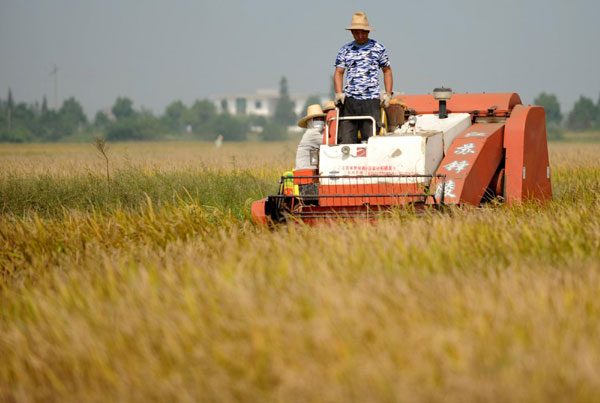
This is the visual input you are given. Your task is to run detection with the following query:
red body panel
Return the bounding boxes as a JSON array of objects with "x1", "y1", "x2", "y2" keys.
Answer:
[
  {"x1": 504, "y1": 105, "x2": 552, "y2": 204},
  {"x1": 323, "y1": 109, "x2": 338, "y2": 145},
  {"x1": 319, "y1": 182, "x2": 424, "y2": 206},
  {"x1": 293, "y1": 169, "x2": 318, "y2": 185},
  {"x1": 399, "y1": 93, "x2": 522, "y2": 115},
  {"x1": 251, "y1": 199, "x2": 268, "y2": 225},
  {"x1": 433, "y1": 123, "x2": 505, "y2": 205}
]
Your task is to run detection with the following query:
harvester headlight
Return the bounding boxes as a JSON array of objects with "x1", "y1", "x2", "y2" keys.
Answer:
[
  {"x1": 341, "y1": 146, "x2": 350, "y2": 156},
  {"x1": 310, "y1": 149, "x2": 319, "y2": 166},
  {"x1": 433, "y1": 87, "x2": 452, "y2": 101},
  {"x1": 408, "y1": 115, "x2": 417, "y2": 127}
]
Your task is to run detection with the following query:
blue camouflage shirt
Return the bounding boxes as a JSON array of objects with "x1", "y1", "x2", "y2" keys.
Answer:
[{"x1": 334, "y1": 39, "x2": 390, "y2": 100}]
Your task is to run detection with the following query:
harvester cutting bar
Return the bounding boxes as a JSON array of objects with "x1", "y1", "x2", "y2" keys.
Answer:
[
  {"x1": 288, "y1": 174, "x2": 443, "y2": 179},
  {"x1": 289, "y1": 210, "x2": 400, "y2": 219},
  {"x1": 271, "y1": 194, "x2": 432, "y2": 198},
  {"x1": 276, "y1": 174, "x2": 447, "y2": 205},
  {"x1": 253, "y1": 172, "x2": 450, "y2": 225}
]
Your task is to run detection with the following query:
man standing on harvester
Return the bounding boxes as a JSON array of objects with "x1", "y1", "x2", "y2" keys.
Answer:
[{"x1": 334, "y1": 11, "x2": 394, "y2": 144}]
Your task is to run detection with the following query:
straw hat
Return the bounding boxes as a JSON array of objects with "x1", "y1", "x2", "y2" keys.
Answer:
[
  {"x1": 345, "y1": 11, "x2": 373, "y2": 31},
  {"x1": 323, "y1": 101, "x2": 336, "y2": 112},
  {"x1": 297, "y1": 104, "x2": 327, "y2": 128}
]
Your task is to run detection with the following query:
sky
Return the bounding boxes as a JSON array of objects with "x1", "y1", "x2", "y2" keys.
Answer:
[{"x1": 1, "y1": 0, "x2": 599, "y2": 117}]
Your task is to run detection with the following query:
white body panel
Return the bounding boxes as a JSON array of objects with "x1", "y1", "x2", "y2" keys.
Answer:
[
  {"x1": 319, "y1": 113, "x2": 471, "y2": 185},
  {"x1": 319, "y1": 144, "x2": 368, "y2": 185},
  {"x1": 366, "y1": 135, "x2": 442, "y2": 177},
  {"x1": 396, "y1": 113, "x2": 471, "y2": 153}
]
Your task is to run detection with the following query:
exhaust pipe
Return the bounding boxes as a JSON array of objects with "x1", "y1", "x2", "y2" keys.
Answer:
[{"x1": 433, "y1": 87, "x2": 452, "y2": 119}]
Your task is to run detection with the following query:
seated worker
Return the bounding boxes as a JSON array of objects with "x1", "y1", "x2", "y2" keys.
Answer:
[{"x1": 295, "y1": 104, "x2": 327, "y2": 170}]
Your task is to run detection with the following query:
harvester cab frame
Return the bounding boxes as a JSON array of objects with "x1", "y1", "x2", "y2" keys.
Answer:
[{"x1": 325, "y1": 115, "x2": 377, "y2": 146}]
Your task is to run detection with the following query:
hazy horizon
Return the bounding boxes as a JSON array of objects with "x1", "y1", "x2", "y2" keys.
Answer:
[{"x1": 1, "y1": 0, "x2": 599, "y2": 118}]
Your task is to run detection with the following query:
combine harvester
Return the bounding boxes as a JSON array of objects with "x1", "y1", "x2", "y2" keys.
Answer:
[{"x1": 252, "y1": 89, "x2": 552, "y2": 225}]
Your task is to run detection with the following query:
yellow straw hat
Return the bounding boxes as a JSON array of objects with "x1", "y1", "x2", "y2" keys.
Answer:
[
  {"x1": 298, "y1": 104, "x2": 327, "y2": 128},
  {"x1": 345, "y1": 11, "x2": 373, "y2": 31},
  {"x1": 323, "y1": 101, "x2": 336, "y2": 112}
]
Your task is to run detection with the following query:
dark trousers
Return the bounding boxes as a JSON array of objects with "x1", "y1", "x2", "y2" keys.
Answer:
[{"x1": 338, "y1": 97, "x2": 381, "y2": 144}]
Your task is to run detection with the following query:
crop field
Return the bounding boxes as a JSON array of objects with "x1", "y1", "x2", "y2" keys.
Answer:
[{"x1": 1, "y1": 139, "x2": 600, "y2": 402}]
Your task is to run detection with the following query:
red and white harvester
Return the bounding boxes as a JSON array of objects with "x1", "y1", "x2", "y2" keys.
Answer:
[{"x1": 251, "y1": 89, "x2": 552, "y2": 225}]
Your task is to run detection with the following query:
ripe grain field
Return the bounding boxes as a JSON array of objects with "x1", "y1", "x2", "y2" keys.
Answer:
[{"x1": 1, "y1": 140, "x2": 600, "y2": 402}]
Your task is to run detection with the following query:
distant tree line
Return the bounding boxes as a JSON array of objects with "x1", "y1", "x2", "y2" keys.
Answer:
[
  {"x1": 0, "y1": 89, "x2": 89, "y2": 142},
  {"x1": 2, "y1": 81, "x2": 598, "y2": 143},
  {"x1": 0, "y1": 76, "x2": 302, "y2": 143},
  {"x1": 532, "y1": 92, "x2": 600, "y2": 139}
]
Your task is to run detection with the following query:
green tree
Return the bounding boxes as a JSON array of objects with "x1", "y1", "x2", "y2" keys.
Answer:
[
  {"x1": 13, "y1": 103, "x2": 35, "y2": 125},
  {"x1": 212, "y1": 113, "x2": 248, "y2": 142},
  {"x1": 106, "y1": 119, "x2": 138, "y2": 141},
  {"x1": 274, "y1": 76, "x2": 296, "y2": 126},
  {"x1": 162, "y1": 100, "x2": 187, "y2": 132},
  {"x1": 105, "y1": 106, "x2": 161, "y2": 141},
  {"x1": 7, "y1": 88, "x2": 13, "y2": 130},
  {"x1": 60, "y1": 97, "x2": 87, "y2": 133},
  {"x1": 183, "y1": 99, "x2": 217, "y2": 138},
  {"x1": 112, "y1": 97, "x2": 135, "y2": 120},
  {"x1": 534, "y1": 92, "x2": 563, "y2": 140},
  {"x1": 188, "y1": 99, "x2": 216, "y2": 123},
  {"x1": 247, "y1": 114, "x2": 267, "y2": 128},
  {"x1": 41, "y1": 96, "x2": 48, "y2": 116},
  {"x1": 0, "y1": 98, "x2": 5, "y2": 127},
  {"x1": 0, "y1": 126, "x2": 31, "y2": 142},
  {"x1": 136, "y1": 110, "x2": 161, "y2": 140},
  {"x1": 0, "y1": 94, "x2": 91, "y2": 142},
  {"x1": 597, "y1": 93, "x2": 600, "y2": 128},
  {"x1": 567, "y1": 96, "x2": 598, "y2": 131},
  {"x1": 533, "y1": 92, "x2": 562, "y2": 125},
  {"x1": 94, "y1": 110, "x2": 110, "y2": 129},
  {"x1": 37, "y1": 110, "x2": 62, "y2": 141},
  {"x1": 260, "y1": 120, "x2": 287, "y2": 142},
  {"x1": 1, "y1": 100, "x2": 36, "y2": 142}
]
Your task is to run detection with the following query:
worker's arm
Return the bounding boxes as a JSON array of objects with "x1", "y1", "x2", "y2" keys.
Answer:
[
  {"x1": 382, "y1": 66, "x2": 393, "y2": 95},
  {"x1": 334, "y1": 67, "x2": 346, "y2": 105},
  {"x1": 334, "y1": 68, "x2": 345, "y2": 94}
]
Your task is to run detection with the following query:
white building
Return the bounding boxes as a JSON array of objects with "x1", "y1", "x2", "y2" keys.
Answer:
[{"x1": 211, "y1": 89, "x2": 329, "y2": 117}]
